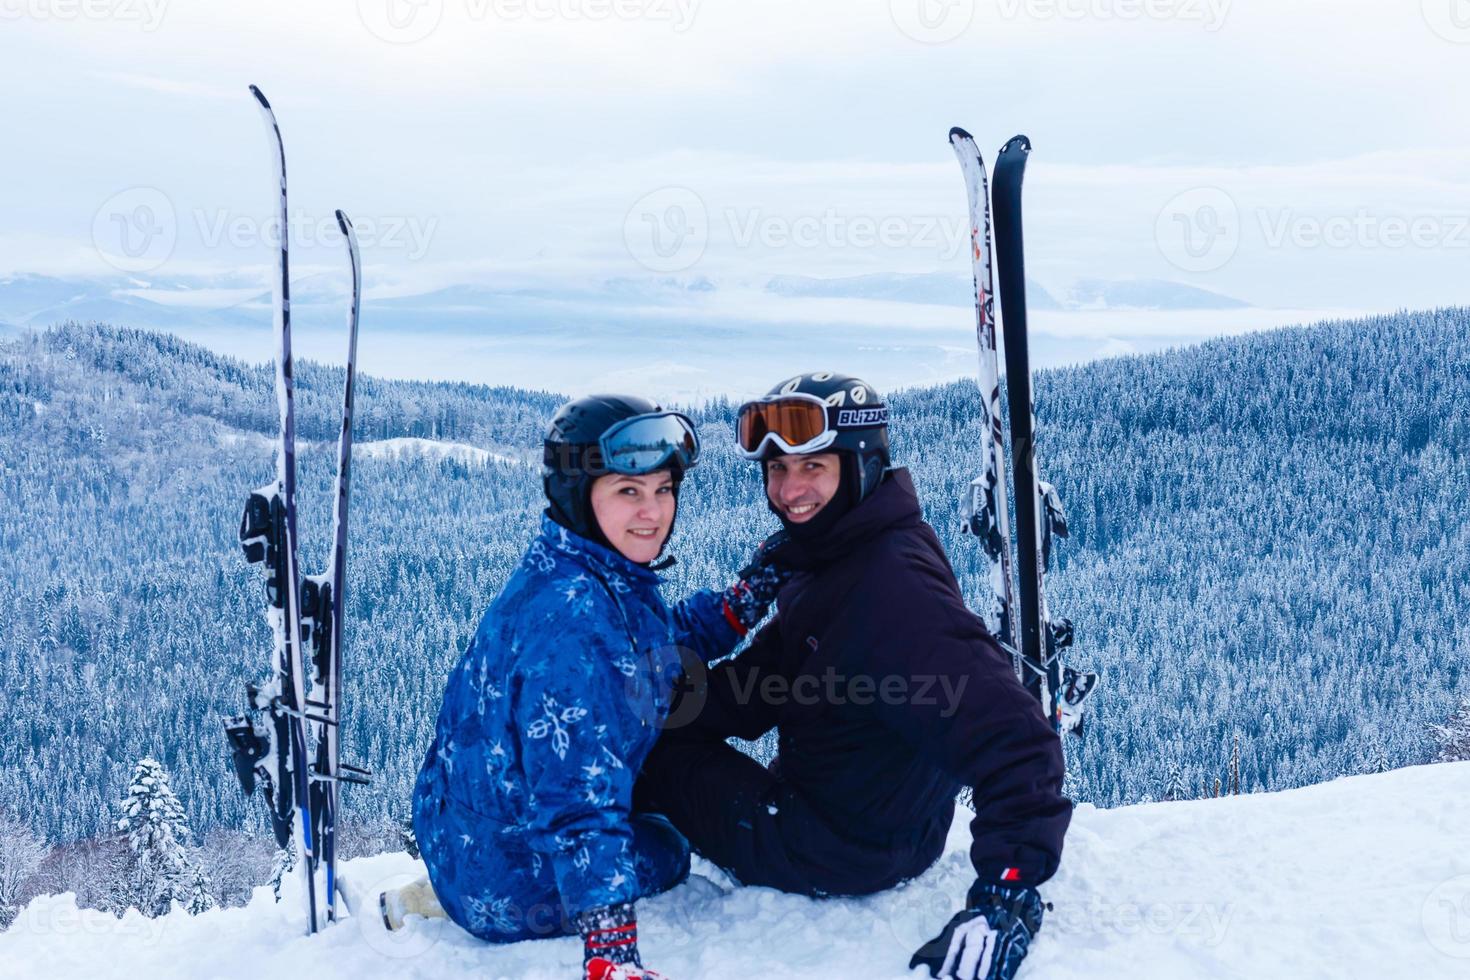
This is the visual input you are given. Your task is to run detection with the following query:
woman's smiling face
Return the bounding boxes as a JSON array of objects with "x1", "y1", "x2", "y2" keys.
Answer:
[{"x1": 590, "y1": 470, "x2": 676, "y2": 563}]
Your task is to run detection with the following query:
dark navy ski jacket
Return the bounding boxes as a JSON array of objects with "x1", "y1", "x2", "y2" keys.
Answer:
[{"x1": 699, "y1": 468, "x2": 1071, "y2": 888}]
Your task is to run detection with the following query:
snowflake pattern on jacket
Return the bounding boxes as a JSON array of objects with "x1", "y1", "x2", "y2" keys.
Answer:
[{"x1": 413, "y1": 515, "x2": 740, "y2": 942}]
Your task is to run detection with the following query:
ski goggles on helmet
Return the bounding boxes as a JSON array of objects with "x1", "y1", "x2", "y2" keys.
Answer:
[
  {"x1": 734, "y1": 393, "x2": 888, "y2": 460},
  {"x1": 597, "y1": 411, "x2": 700, "y2": 475}
]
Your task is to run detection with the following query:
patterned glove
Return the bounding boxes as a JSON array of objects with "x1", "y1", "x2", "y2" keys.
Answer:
[
  {"x1": 586, "y1": 959, "x2": 667, "y2": 980},
  {"x1": 721, "y1": 531, "x2": 796, "y2": 634},
  {"x1": 908, "y1": 883, "x2": 1046, "y2": 980},
  {"x1": 576, "y1": 902, "x2": 667, "y2": 980}
]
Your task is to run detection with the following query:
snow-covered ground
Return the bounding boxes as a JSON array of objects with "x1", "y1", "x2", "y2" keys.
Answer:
[{"x1": 7, "y1": 763, "x2": 1469, "y2": 979}]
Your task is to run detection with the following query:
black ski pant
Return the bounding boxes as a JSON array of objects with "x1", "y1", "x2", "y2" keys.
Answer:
[{"x1": 633, "y1": 726, "x2": 939, "y2": 898}]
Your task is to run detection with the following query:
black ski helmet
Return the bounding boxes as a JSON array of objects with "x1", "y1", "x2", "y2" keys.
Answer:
[
  {"x1": 754, "y1": 371, "x2": 891, "y2": 504},
  {"x1": 542, "y1": 394, "x2": 691, "y2": 550}
]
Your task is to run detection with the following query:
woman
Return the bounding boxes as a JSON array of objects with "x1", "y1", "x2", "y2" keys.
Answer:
[{"x1": 402, "y1": 394, "x2": 786, "y2": 980}]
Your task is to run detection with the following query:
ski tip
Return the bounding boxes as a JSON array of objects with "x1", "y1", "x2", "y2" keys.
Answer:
[
  {"x1": 949, "y1": 126, "x2": 974, "y2": 143},
  {"x1": 248, "y1": 84, "x2": 271, "y2": 110},
  {"x1": 335, "y1": 209, "x2": 354, "y2": 235},
  {"x1": 1000, "y1": 134, "x2": 1032, "y2": 155}
]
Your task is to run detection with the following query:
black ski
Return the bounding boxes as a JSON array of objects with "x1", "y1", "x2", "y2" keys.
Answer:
[{"x1": 990, "y1": 134, "x2": 1072, "y2": 736}]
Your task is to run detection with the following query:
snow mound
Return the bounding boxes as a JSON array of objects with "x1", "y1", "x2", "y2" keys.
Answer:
[
  {"x1": 354, "y1": 437, "x2": 517, "y2": 467},
  {"x1": 6, "y1": 763, "x2": 1469, "y2": 979}
]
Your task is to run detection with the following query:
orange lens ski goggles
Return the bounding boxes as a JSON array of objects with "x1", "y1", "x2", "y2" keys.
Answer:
[{"x1": 735, "y1": 393, "x2": 890, "y2": 459}]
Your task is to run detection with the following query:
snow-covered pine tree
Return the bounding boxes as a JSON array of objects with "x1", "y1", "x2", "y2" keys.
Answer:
[
  {"x1": 184, "y1": 864, "x2": 216, "y2": 915},
  {"x1": 269, "y1": 840, "x2": 296, "y2": 903},
  {"x1": 0, "y1": 809, "x2": 48, "y2": 929},
  {"x1": 1432, "y1": 695, "x2": 1470, "y2": 763},
  {"x1": 116, "y1": 757, "x2": 208, "y2": 917},
  {"x1": 1364, "y1": 743, "x2": 1392, "y2": 774},
  {"x1": 1162, "y1": 762, "x2": 1188, "y2": 802}
]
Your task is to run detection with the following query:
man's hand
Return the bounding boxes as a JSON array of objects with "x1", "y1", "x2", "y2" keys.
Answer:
[{"x1": 908, "y1": 884, "x2": 1045, "y2": 980}]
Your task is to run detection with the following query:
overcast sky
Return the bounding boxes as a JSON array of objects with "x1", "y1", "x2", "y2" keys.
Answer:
[{"x1": 4, "y1": 0, "x2": 1470, "y2": 315}]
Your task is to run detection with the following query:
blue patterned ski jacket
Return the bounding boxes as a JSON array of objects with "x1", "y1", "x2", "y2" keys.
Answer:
[{"x1": 413, "y1": 515, "x2": 741, "y2": 940}]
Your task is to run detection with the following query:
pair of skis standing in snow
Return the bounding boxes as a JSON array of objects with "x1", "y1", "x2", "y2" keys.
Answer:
[
  {"x1": 951, "y1": 128, "x2": 1099, "y2": 737},
  {"x1": 223, "y1": 85, "x2": 370, "y2": 934},
  {"x1": 225, "y1": 86, "x2": 1095, "y2": 980}
]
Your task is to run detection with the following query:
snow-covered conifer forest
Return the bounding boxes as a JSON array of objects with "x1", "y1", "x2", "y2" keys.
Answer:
[{"x1": 1, "y1": 309, "x2": 1467, "y2": 913}]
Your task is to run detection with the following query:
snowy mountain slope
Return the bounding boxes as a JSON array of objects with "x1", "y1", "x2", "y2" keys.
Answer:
[
  {"x1": 353, "y1": 437, "x2": 521, "y2": 467},
  {"x1": 215, "y1": 429, "x2": 529, "y2": 467},
  {"x1": 8, "y1": 763, "x2": 1468, "y2": 979},
  {"x1": 1062, "y1": 278, "x2": 1250, "y2": 311}
]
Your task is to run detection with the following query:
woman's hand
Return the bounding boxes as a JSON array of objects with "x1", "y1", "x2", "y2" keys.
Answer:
[
  {"x1": 577, "y1": 902, "x2": 668, "y2": 980},
  {"x1": 586, "y1": 960, "x2": 668, "y2": 980},
  {"x1": 721, "y1": 531, "x2": 796, "y2": 633}
]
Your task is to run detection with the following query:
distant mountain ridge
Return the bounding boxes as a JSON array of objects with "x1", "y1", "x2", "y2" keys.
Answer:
[
  {"x1": 0, "y1": 270, "x2": 1250, "y2": 341},
  {"x1": 1063, "y1": 277, "x2": 1250, "y2": 310},
  {"x1": 765, "y1": 271, "x2": 1062, "y2": 309},
  {"x1": 764, "y1": 272, "x2": 1249, "y2": 311}
]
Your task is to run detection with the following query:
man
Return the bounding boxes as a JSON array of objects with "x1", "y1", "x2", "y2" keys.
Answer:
[{"x1": 635, "y1": 372, "x2": 1072, "y2": 980}]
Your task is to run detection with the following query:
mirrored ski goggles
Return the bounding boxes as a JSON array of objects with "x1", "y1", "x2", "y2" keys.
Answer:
[
  {"x1": 734, "y1": 393, "x2": 888, "y2": 460},
  {"x1": 598, "y1": 411, "x2": 701, "y2": 475}
]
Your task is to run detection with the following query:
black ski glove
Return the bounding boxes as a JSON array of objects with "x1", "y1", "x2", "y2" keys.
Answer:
[
  {"x1": 720, "y1": 530, "x2": 795, "y2": 634},
  {"x1": 909, "y1": 883, "x2": 1046, "y2": 980},
  {"x1": 574, "y1": 901, "x2": 667, "y2": 980}
]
